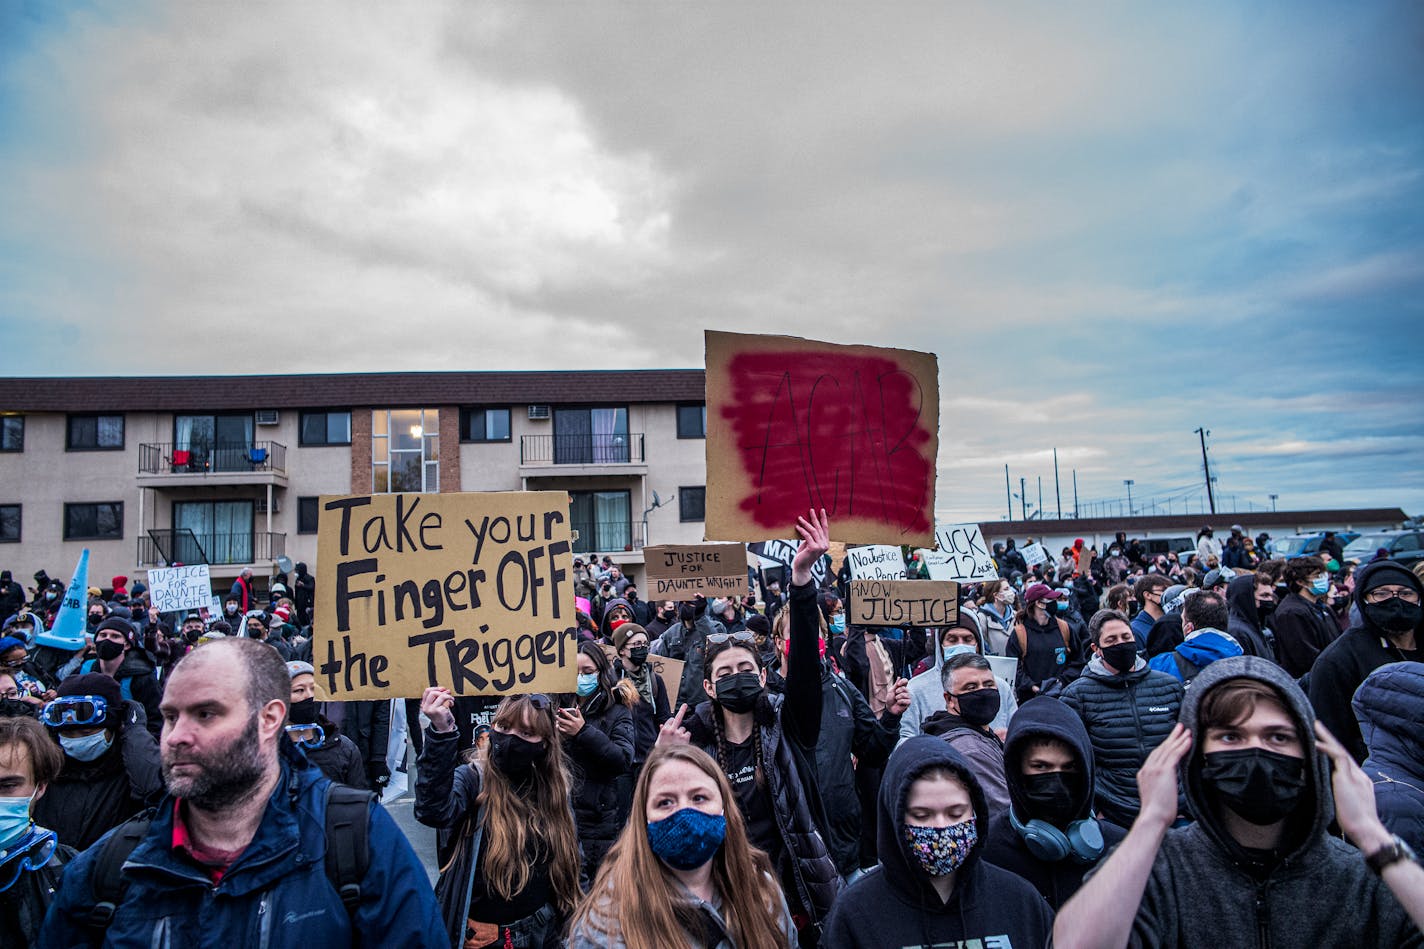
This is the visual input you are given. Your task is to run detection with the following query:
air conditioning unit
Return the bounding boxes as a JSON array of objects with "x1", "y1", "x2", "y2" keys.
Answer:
[
  {"x1": 255, "y1": 410, "x2": 280, "y2": 426},
  {"x1": 527, "y1": 405, "x2": 551, "y2": 420},
  {"x1": 255, "y1": 497, "x2": 282, "y2": 514}
]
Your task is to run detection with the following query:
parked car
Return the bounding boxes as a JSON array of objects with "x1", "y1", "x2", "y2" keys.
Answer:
[
  {"x1": 1341, "y1": 530, "x2": 1424, "y2": 569},
  {"x1": 1139, "y1": 537, "x2": 1197, "y2": 563},
  {"x1": 1270, "y1": 531, "x2": 1360, "y2": 559}
]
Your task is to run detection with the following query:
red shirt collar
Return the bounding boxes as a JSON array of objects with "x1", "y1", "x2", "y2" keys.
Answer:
[{"x1": 170, "y1": 799, "x2": 246, "y2": 884}]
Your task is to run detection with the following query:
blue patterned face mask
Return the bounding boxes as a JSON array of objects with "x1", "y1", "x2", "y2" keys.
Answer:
[
  {"x1": 647, "y1": 807, "x2": 727, "y2": 870},
  {"x1": 903, "y1": 819, "x2": 977, "y2": 876}
]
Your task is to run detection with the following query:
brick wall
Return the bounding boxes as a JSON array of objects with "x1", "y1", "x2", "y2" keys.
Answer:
[
  {"x1": 350, "y1": 407, "x2": 372, "y2": 493},
  {"x1": 439, "y1": 406, "x2": 460, "y2": 493}
]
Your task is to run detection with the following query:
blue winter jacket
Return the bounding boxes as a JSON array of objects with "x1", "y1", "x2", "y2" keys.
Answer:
[
  {"x1": 1354, "y1": 661, "x2": 1424, "y2": 855},
  {"x1": 1147, "y1": 628, "x2": 1244, "y2": 683},
  {"x1": 39, "y1": 745, "x2": 444, "y2": 949}
]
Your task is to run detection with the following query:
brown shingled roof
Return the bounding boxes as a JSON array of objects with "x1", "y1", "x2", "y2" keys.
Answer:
[{"x1": 0, "y1": 370, "x2": 706, "y2": 412}]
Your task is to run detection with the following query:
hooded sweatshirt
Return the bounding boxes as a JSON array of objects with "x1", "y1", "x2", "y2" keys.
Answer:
[
  {"x1": 1147, "y1": 627, "x2": 1243, "y2": 685},
  {"x1": 1353, "y1": 660, "x2": 1424, "y2": 855},
  {"x1": 899, "y1": 638, "x2": 1016, "y2": 745},
  {"x1": 921, "y1": 707, "x2": 1011, "y2": 819},
  {"x1": 1224, "y1": 574, "x2": 1276, "y2": 660},
  {"x1": 1128, "y1": 656, "x2": 1420, "y2": 948},
  {"x1": 822, "y1": 736, "x2": 1053, "y2": 949},
  {"x1": 1309, "y1": 561, "x2": 1424, "y2": 763},
  {"x1": 981, "y1": 698, "x2": 1127, "y2": 909}
]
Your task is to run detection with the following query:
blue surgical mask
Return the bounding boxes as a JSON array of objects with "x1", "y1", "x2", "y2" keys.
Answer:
[
  {"x1": 58, "y1": 730, "x2": 113, "y2": 762},
  {"x1": 647, "y1": 807, "x2": 727, "y2": 870},
  {"x1": 1055, "y1": 599, "x2": 1070, "y2": 611},
  {"x1": 829, "y1": 614, "x2": 846, "y2": 634},
  {"x1": 0, "y1": 795, "x2": 33, "y2": 850},
  {"x1": 1309, "y1": 577, "x2": 1330, "y2": 596},
  {"x1": 576, "y1": 672, "x2": 599, "y2": 697}
]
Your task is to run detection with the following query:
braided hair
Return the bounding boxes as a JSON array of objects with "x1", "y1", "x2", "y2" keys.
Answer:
[{"x1": 705, "y1": 638, "x2": 766, "y2": 790}]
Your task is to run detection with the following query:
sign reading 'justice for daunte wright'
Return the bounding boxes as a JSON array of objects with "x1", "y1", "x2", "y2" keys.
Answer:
[{"x1": 313, "y1": 491, "x2": 579, "y2": 700}]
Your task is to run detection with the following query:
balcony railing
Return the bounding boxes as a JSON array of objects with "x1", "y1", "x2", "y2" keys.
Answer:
[
  {"x1": 571, "y1": 520, "x2": 646, "y2": 554},
  {"x1": 139, "y1": 529, "x2": 286, "y2": 567},
  {"x1": 138, "y1": 441, "x2": 287, "y2": 475},
  {"x1": 520, "y1": 434, "x2": 645, "y2": 466}
]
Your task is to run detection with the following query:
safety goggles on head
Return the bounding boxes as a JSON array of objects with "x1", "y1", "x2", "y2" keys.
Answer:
[
  {"x1": 284, "y1": 723, "x2": 322, "y2": 748},
  {"x1": 40, "y1": 695, "x2": 107, "y2": 728},
  {"x1": 706, "y1": 631, "x2": 757, "y2": 648},
  {"x1": 526, "y1": 694, "x2": 552, "y2": 711},
  {"x1": 0, "y1": 827, "x2": 58, "y2": 893}
]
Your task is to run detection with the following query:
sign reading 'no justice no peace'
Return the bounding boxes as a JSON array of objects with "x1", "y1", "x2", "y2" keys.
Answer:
[
  {"x1": 704, "y1": 330, "x2": 940, "y2": 547},
  {"x1": 314, "y1": 491, "x2": 579, "y2": 700}
]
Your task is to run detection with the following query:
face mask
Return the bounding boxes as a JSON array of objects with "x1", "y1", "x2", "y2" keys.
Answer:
[
  {"x1": 94, "y1": 639, "x2": 125, "y2": 662},
  {"x1": 1201, "y1": 748, "x2": 1305, "y2": 826},
  {"x1": 88, "y1": 613, "x2": 103, "y2": 625},
  {"x1": 44, "y1": 592, "x2": 57, "y2": 601},
  {"x1": 1309, "y1": 577, "x2": 1330, "y2": 597},
  {"x1": 1055, "y1": 599, "x2": 1070, "y2": 612},
  {"x1": 184, "y1": 628, "x2": 203, "y2": 643},
  {"x1": 576, "y1": 672, "x2": 600, "y2": 697},
  {"x1": 646, "y1": 807, "x2": 727, "y2": 870},
  {"x1": 59, "y1": 730, "x2": 113, "y2": 762},
  {"x1": 226, "y1": 604, "x2": 238, "y2": 615},
  {"x1": 828, "y1": 615, "x2": 846, "y2": 634},
  {"x1": 904, "y1": 819, "x2": 977, "y2": 877},
  {"x1": 626, "y1": 646, "x2": 649, "y2": 667},
  {"x1": 1364, "y1": 597, "x2": 1423, "y2": 635},
  {"x1": 0, "y1": 698, "x2": 35, "y2": 719},
  {"x1": 0, "y1": 795, "x2": 34, "y2": 850},
  {"x1": 952, "y1": 688, "x2": 1000, "y2": 727},
  {"x1": 288, "y1": 696, "x2": 318, "y2": 725},
  {"x1": 657, "y1": 611, "x2": 673, "y2": 623},
  {"x1": 487, "y1": 731, "x2": 547, "y2": 779},
  {"x1": 1021, "y1": 771, "x2": 1080, "y2": 826},
  {"x1": 1109, "y1": 549, "x2": 1121, "y2": 557},
  {"x1": 714, "y1": 671, "x2": 763, "y2": 714},
  {"x1": 1100, "y1": 642, "x2": 1139, "y2": 674}
]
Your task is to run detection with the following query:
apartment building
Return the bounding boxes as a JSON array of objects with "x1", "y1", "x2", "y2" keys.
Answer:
[{"x1": 0, "y1": 370, "x2": 709, "y2": 592}]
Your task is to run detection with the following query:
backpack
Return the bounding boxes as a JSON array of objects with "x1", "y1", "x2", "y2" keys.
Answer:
[
  {"x1": 82, "y1": 782, "x2": 373, "y2": 932},
  {"x1": 78, "y1": 658, "x2": 135, "y2": 701},
  {"x1": 1013, "y1": 618, "x2": 1071, "y2": 658}
]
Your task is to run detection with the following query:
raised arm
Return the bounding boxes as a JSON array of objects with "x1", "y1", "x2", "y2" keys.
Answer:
[{"x1": 785, "y1": 508, "x2": 830, "y2": 750}]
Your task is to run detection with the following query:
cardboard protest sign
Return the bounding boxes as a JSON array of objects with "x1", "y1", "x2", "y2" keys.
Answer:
[
  {"x1": 1019, "y1": 543, "x2": 1048, "y2": 568},
  {"x1": 147, "y1": 565, "x2": 213, "y2": 613},
  {"x1": 645, "y1": 544, "x2": 750, "y2": 598},
  {"x1": 846, "y1": 545, "x2": 907, "y2": 580},
  {"x1": 648, "y1": 654, "x2": 685, "y2": 704},
  {"x1": 748, "y1": 539, "x2": 829, "y2": 587},
  {"x1": 986, "y1": 654, "x2": 1018, "y2": 685},
  {"x1": 704, "y1": 330, "x2": 939, "y2": 546},
  {"x1": 850, "y1": 580, "x2": 959, "y2": 626},
  {"x1": 314, "y1": 491, "x2": 578, "y2": 700},
  {"x1": 1078, "y1": 547, "x2": 1096, "y2": 578},
  {"x1": 919, "y1": 523, "x2": 998, "y2": 584}
]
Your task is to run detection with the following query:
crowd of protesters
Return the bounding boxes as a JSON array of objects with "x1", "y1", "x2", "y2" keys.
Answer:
[{"x1": 1, "y1": 514, "x2": 1422, "y2": 948}]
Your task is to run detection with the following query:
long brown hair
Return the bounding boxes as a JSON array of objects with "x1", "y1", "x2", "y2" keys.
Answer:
[
  {"x1": 571, "y1": 744, "x2": 790, "y2": 949},
  {"x1": 477, "y1": 695, "x2": 581, "y2": 915}
]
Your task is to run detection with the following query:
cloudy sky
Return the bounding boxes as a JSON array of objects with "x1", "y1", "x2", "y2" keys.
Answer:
[{"x1": 2, "y1": 1, "x2": 1421, "y2": 521}]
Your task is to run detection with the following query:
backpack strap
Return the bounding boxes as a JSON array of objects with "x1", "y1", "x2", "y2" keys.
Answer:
[
  {"x1": 1055, "y1": 618, "x2": 1071, "y2": 650},
  {"x1": 1013, "y1": 623, "x2": 1027, "y2": 657},
  {"x1": 83, "y1": 810, "x2": 154, "y2": 932},
  {"x1": 324, "y1": 783, "x2": 374, "y2": 916}
]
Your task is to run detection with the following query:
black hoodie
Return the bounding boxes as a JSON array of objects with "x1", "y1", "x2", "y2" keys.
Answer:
[
  {"x1": 1129, "y1": 656, "x2": 1420, "y2": 947},
  {"x1": 822, "y1": 736, "x2": 1052, "y2": 948},
  {"x1": 1224, "y1": 574, "x2": 1275, "y2": 660},
  {"x1": 981, "y1": 697, "x2": 1127, "y2": 909}
]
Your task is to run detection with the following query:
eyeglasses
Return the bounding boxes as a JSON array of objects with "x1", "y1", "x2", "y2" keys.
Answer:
[
  {"x1": 1364, "y1": 586, "x2": 1421, "y2": 604},
  {"x1": 40, "y1": 696, "x2": 108, "y2": 728},
  {"x1": 706, "y1": 631, "x2": 757, "y2": 647},
  {"x1": 0, "y1": 827, "x2": 58, "y2": 892}
]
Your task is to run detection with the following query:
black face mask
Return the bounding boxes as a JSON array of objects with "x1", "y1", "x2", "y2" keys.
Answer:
[
  {"x1": 626, "y1": 646, "x2": 649, "y2": 667},
  {"x1": 1201, "y1": 748, "x2": 1306, "y2": 826},
  {"x1": 289, "y1": 696, "x2": 318, "y2": 725},
  {"x1": 1364, "y1": 597, "x2": 1422, "y2": 635},
  {"x1": 1020, "y1": 770, "x2": 1081, "y2": 825},
  {"x1": 488, "y1": 731, "x2": 547, "y2": 779},
  {"x1": 94, "y1": 639, "x2": 126, "y2": 662},
  {"x1": 88, "y1": 613, "x2": 104, "y2": 625},
  {"x1": 657, "y1": 611, "x2": 673, "y2": 623},
  {"x1": 0, "y1": 698, "x2": 35, "y2": 719},
  {"x1": 714, "y1": 671, "x2": 763, "y2": 714},
  {"x1": 952, "y1": 687, "x2": 1001, "y2": 727},
  {"x1": 1100, "y1": 642, "x2": 1139, "y2": 675},
  {"x1": 184, "y1": 627, "x2": 203, "y2": 643}
]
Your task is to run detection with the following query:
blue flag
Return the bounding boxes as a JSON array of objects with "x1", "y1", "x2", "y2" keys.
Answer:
[{"x1": 36, "y1": 548, "x2": 89, "y2": 651}]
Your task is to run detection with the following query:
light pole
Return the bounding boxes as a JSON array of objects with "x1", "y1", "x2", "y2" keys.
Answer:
[
  {"x1": 1269, "y1": 493, "x2": 1278, "y2": 512},
  {"x1": 1124, "y1": 479, "x2": 1135, "y2": 516}
]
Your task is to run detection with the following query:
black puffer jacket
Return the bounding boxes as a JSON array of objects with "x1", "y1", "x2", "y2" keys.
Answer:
[
  {"x1": 814, "y1": 663, "x2": 900, "y2": 876},
  {"x1": 304, "y1": 717, "x2": 369, "y2": 788},
  {"x1": 31, "y1": 700, "x2": 164, "y2": 850},
  {"x1": 564, "y1": 684, "x2": 635, "y2": 875},
  {"x1": 1059, "y1": 656, "x2": 1184, "y2": 827}
]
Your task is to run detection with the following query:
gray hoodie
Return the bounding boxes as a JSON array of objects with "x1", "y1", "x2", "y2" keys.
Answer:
[{"x1": 1128, "y1": 655, "x2": 1420, "y2": 947}]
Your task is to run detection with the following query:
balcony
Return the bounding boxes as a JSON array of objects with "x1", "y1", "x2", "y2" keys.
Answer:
[
  {"x1": 571, "y1": 520, "x2": 646, "y2": 555},
  {"x1": 138, "y1": 529, "x2": 286, "y2": 568},
  {"x1": 518, "y1": 434, "x2": 647, "y2": 477},
  {"x1": 137, "y1": 441, "x2": 288, "y2": 488}
]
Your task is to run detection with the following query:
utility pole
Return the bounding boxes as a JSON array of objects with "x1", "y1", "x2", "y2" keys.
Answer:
[
  {"x1": 1124, "y1": 479, "x2": 1135, "y2": 516},
  {"x1": 1005, "y1": 465, "x2": 1013, "y2": 521},
  {"x1": 1020, "y1": 477, "x2": 1027, "y2": 521},
  {"x1": 1269, "y1": 493, "x2": 1278, "y2": 512},
  {"x1": 1037, "y1": 477, "x2": 1043, "y2": 521},
  {"x1": 1053, "y1": 447, "x2": 1062, "y2": 519},
  {"x1": 1195, "y1": 427, "x2": 1216, "y2": 514},
  {"x1": 1072, "y1": 469, "x2": 1079, "y2": 518}
]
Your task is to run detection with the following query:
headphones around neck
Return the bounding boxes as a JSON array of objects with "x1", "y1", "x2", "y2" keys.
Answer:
[{"x1": 1009, "y1": 806, "x2": 1105, "y2": 864}]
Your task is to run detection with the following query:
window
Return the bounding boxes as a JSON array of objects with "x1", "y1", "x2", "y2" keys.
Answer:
[
  {"x1": 568, "y1": 490, "x2": 632, "y2": 554},
  {"x1": 372, "y1": 409, "x2": 439, "y2": 493},
  {"x1": 66, "y1": 415, "x2": 124, "y2": 451},
  {"x1": 174, "y1": 413, "x2": 255, "y2": 471},
  {"x1": 679, "y1": 486, "x2": 706, "y2": 522},
  {"x1": 553, "y1": 406, "x2": 630, "y2": 463},
  {"x1": 173, "y1": 500, "x2": 253, "y2": 563},
  {"x1": 300, "y1": 411, "x2": 352, "y2": 446},
  {"x1": 460, "y1": 407, "x2": 511, "y2": 443},
  {"x1": 0, "y1": 505, "x2": 18, "y2": 542},
  {"x1": 298, "y1": 496, "x2": 320, "y2": 534},
  {"x1": 0, "y1": 417, "x2": 22, "y2": 452},
  {"x1": 677, "y1": 403, "x2": 707, "y2": 439},
  {"x1": 64, "y1": 502, "x2": 124, "y2": 540}
]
